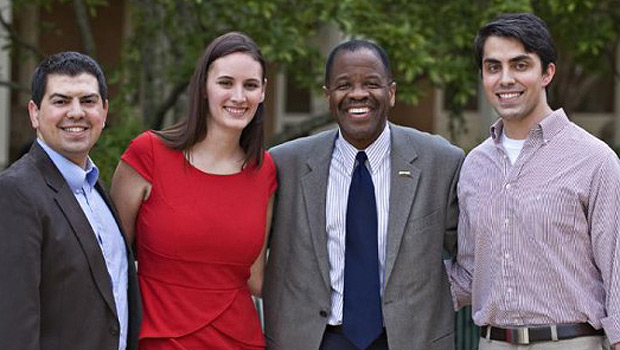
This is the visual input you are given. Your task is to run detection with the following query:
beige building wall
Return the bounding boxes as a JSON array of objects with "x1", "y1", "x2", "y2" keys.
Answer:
[{"x1": 0, "y1": 0, "x2": 11, "y2": 169}]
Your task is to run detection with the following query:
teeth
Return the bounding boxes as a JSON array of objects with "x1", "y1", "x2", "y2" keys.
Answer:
[
  {"x1": 226, "y1": 107, "x2": 246, "y2": 115},
  {"x1": 64, "y1": 127, "x2": 86, "y2": 132},
  {"x1": 498, "y1": 92, "x2": 521, "y2": 99},
  {"x1": 348, "y1": 107, "x2": 369, "y2": 114}
]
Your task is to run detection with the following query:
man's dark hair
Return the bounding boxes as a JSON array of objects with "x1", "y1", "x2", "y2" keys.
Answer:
[
  {"x1": 30, "y1": 51, "x2": 108, "y2": 108},
  {"x1": 324, "y1": 39, "x2": 393, "y2": 85},
  {"x1": 474, "y1": 13, "x2": 557, "y2": 73}
]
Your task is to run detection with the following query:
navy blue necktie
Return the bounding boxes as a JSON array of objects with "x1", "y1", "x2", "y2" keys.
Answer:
[{"x1": 343, "y1": 151, "x2": 382, "y2": 349}]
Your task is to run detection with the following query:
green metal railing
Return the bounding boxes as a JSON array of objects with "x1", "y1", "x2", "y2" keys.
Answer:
[{"x1": 456, "y1": 306, "x2": 480, "y2": 350}]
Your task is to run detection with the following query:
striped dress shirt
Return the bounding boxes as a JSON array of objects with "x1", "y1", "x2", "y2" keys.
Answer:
[
  {"x1": 326, "y1": 124, "x2": 391, "y2": 325},
  {"x1": 446, "y1": 109, "x2": 620, "y2": 344}
]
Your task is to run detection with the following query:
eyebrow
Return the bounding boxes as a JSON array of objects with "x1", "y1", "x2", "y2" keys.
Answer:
[
  {"x1": 48, "y1": 93, "x2": 100, "y2": 100},
  {"x1": 216, "y1": 75, "x2": 261, "y2": 82},
  {"x1": 331, "y1": 73, "x2": 386, "y2": 84},
  {"x1": 483, "y1": 55, "x2": 533, "y2": 65}
]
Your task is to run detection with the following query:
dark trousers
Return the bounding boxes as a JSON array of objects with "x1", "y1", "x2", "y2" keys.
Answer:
[{"x1": 319, "y1": 326, "x2": 389, "y2": 350}]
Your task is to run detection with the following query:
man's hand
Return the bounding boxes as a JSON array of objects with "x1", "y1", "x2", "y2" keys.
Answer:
[{"x1": 613, "y1": 342, "x2": 620, "y2": 350}]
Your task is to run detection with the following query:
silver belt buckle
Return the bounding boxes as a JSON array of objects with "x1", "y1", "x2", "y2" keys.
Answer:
[{"x1": 516, "y1": 327, "x2": 530, "y2": 345}]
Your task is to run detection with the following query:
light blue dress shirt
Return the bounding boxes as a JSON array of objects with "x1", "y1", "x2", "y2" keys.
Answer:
[{"x1": 38, "y1": 139, "x2": 129, "y2": 350}]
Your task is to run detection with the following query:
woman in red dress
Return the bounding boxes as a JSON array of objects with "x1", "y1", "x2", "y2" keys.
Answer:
[{"x1": 110, "y1": 32, "x2": 276, "y2": 350}]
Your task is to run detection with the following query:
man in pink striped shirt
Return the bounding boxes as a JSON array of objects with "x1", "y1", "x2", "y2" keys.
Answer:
[{"x1": 447, "y1": 13, "x2": 620, "y2": 350}]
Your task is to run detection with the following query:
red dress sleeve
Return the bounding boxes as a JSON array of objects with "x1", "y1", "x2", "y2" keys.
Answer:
[
  {"x1": 121, "y1": 131, "x2": 156, "y2": 183},
  {"x1": 264, "y1": 152, "x2": 277, "y2": 197}
]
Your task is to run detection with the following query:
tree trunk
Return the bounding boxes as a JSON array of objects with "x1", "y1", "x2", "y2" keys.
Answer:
[{"x1": 73, "y1": 0, "x2": 97, "y2": 58}]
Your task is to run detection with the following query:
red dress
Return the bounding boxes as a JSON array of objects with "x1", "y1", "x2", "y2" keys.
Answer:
[{"x1": 121, "y1": 132, "x2": 276, "y2": 350}]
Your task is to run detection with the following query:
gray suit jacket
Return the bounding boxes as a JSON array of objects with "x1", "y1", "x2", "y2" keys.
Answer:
[
  {"x1": 264, "y1": 123, "x2": 464, "y2": 350},
  {"x1": 0, "y1": 142, "x2": 141, "y2": 350}
]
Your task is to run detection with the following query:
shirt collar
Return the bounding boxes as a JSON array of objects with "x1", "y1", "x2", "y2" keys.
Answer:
[
  {"x1": 489, "y1": 108, "x2": 569, "y2": 144},
  {"x1": 37, "y1": 138, "x2": 99, "y2": 192},
  {"x1": 335, "y1": 123, "x2": 391, "y2": 175}
]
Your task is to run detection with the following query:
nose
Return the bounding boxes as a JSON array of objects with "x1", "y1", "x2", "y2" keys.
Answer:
[
  {"x1": 67, "y1": 99, "x2": 85, "y2": 119},
  {"x1": 231, "y1": 85, "x2": 246, "y2": 103},
  {"x1": 348, "y1": 83, "x2": 370, "y2": 100},
  {"x1": 499, "y1": 68, "x2": 515, "y2": 86}
]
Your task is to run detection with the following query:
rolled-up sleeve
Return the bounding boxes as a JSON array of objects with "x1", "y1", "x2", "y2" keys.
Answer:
[
  {"x1": 445, "y1": 170, "x2": 475, "y2": 310},
  {"x1": 589, "y1": 154, "x2": 620, "y2": 344}
]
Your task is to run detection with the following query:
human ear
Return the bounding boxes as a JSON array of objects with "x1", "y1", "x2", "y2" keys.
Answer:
[
  {"x1": 541, "y1": 63, "x2": 556, "y2": 87},
  {"x1": 27, "y1": 100, "x2": 40, "y2": 129}
]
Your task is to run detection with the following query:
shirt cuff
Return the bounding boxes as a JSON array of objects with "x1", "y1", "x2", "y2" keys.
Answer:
[
  {"x1": 602, "y1": 313, "x2": 620, "y2": 345},
  {"x1": 443, "y1": 259, "x2": 472, "y2": 310}
]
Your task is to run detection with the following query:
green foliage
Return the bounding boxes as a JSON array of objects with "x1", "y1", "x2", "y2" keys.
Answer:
[
  {"x1": 24, "y1": 0, "x2": 609, "y2": 138},
  {"x1": 9, "y1": 0, "x2": 620, "y2": 148},
  {"x1": 90, "y1": 111, "x2": 143, "y2": 187},
  {"x1": 120, "y1": 0, "x2": 334, "y2": 129},
  {"x1": 537, "y1": 0, "x2": 619, "y2": 68}
]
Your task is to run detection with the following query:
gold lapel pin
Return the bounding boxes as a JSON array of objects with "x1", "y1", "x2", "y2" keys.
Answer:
[{"x1": 398, "y1": 170, "x2": 411, "y2": 177}]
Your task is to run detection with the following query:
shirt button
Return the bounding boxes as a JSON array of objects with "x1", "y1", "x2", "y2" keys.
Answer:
[
  {"x1": 505, "y1": 183, "x2": 511, "y2": 189},
  {"x1": 507, "y1": 288, "x2": 513, "y2": 294},
  {"x1": 504, "y1": 253, "x2": 510, "y2": 259},
  {"x1": 504, "y1": 218, "x2": 509, "y2": 225}
]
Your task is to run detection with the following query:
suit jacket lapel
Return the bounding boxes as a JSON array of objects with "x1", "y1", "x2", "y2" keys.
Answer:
[
  {"x1": 31, "y1": 143, "x2": 118, "y2": 317},
  {"x1": 384, "y1": 125, "x2": 420, "y2": 287},
  {"x1": 300, "y1": 130, "x2": 338, "y2": 291}
]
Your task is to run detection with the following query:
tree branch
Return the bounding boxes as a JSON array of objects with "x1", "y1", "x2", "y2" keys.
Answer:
[
  {"x1": 72, "y1": 0, "x2": 97, "y2": 58},
  {"x1": 0, "y1": 79, "x2": 29, "y2": 92},
  {"x1": 268, "y1": 113, "x2": 333, "y2": 146},
  {"x1": 0, "y1": 8, "x2": 44, "y2": 59},
  {"x1": 150, "y1": 81, "x2": 189, "y2": 130}
]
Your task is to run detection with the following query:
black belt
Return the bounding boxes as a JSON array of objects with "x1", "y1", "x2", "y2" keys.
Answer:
[
  {"x1": 326, "y1": 325, "x2": 386, "y2": 335},
  {"x1": 480, "y1": 323, "x2": 604, "y2": 345},
  {"x1": 326, "y1": 325, "x2": 345, "y2": 334}
]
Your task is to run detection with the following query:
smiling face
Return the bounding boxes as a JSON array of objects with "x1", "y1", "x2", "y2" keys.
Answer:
[
  {"x1": 324, "y1": 48, "x2": 395, "y2": 150},
  {"x1": 28, "y1": 73, "x2": 108, "y2": 168},
  {"x1": 206, "y1": 52, "x2": 265, "y2": 134},
  {"x1": 482, "y1": 36, "x2": 555, "y2": 125}
]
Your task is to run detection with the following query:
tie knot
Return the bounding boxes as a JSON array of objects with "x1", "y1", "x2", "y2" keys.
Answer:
[{"x1": 356, "y1": 151, "x2": 368, "y2": 164}]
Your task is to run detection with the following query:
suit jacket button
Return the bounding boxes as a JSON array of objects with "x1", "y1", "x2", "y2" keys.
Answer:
[{"x1": 319, "y1": 310, "x2": 328, "y2": 317}]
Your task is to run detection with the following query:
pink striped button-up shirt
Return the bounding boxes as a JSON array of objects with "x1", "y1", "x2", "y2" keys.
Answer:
[{"x1": 447, "y1": 109, "x2": 620, "y2": 344}]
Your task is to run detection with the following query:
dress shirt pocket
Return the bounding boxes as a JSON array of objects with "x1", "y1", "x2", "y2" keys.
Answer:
[{"x1": 526, "y1": 189, "x2": 578, "y2": 242}]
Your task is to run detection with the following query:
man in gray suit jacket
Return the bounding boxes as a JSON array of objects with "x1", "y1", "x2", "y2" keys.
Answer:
[
  {"x1": 263, "y1": 40, "x2": 464, "y2": 350},
  {"x1": 0, "y1": 52, "x2": 141, "y2": 350}
]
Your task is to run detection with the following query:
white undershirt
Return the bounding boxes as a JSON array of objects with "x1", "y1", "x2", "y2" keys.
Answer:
[{"x1": 501, "y1": 131, "x2": 526, "y2": 165}]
